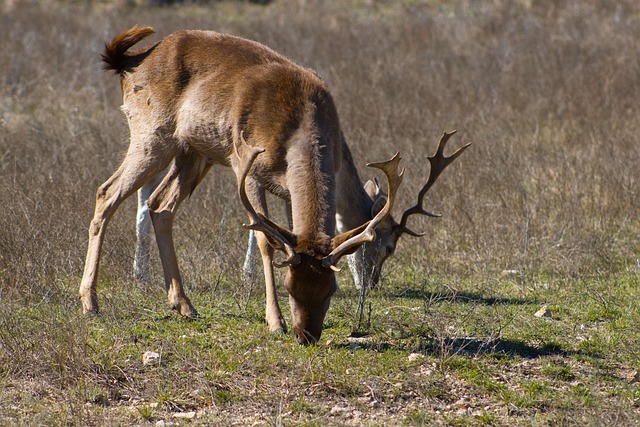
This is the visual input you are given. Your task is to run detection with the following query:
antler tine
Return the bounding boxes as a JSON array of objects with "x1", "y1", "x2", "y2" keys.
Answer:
[
  {"x1": 322, "y1": 153, "x2": 404, "y2": 270},
  {"x1": 236, "y1": 131, "x2": 300, "y2": 267},
  {"x1": 398, "y1": 130, "x2": 471, "y2": 235},
  {"x1": 366, "y1": 152, "x2": 404, "y2": 226}
]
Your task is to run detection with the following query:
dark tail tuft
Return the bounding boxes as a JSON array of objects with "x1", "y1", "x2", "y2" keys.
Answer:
[{"x1": 102, "y1": 25, "x2": 155, "y2": 75}]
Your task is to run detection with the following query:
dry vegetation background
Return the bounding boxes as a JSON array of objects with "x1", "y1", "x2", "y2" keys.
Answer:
[
  {"x1": 2, "y1": 0, "x2": 639, "y2": 290},
  {"x1": 0, "y1": 0, "x2": 639, "y2": 425}
]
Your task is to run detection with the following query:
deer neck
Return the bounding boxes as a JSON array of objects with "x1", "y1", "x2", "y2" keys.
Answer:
[
  {"x1": 335, "y1": 142, "x2": 374, "y2": 233},
  {"x1": 286, "y1": 116, "x2": 337, "y2": 253}
]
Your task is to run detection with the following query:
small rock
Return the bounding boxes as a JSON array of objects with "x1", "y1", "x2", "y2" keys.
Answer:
[
  {"x1": 454, "y1": 398, "x2": 468, "y2": 406},
  {"x1": 347, "y1": 335, "x2": 371, "y2": 343},
  {"x1": 408, "y1": 353, "x2": 425, "y2": 362},
  {"x1": 534, "y1": 305, "x2": 552, "y2": 318},
  {"x1": 155, "y1": 421, "x2": 174, "y2": 427},
  {"x1": 501, "y1": 269, "x2": 519, "y2": 276},
  {"x1": 456, "y1": 408, "x2": 470, "y2": 416},
  {"x1": 419, "y1": 366, "x2": 434, "y2": 376},
  {"x1": 143, "y1": 351, "x2": 161, "y2": 366},
  {"x1": 330, "y1": 404, "x2": 349, "y2": 414},
  {"x1": 174, "y1": 411, "x2": 196, "y2": 419}
]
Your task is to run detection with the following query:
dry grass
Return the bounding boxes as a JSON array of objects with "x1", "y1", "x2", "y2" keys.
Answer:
[{"x1": 1, "y1": 0, "x2": 639, "y2": 425}]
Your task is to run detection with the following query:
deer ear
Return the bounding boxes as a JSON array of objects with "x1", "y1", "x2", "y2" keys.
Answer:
[
  {"x1": 365, "y1": 178, "x2": 387, "y2": 217},
  {"x1": 364, "y1": 179, "x2": 380, "y2": 199},
  {"x1": 370, "y1": 194, "x2": 387, "y2": 217}
]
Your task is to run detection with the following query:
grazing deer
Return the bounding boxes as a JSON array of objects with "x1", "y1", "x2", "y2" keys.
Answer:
[
  {"x1": 80, "y1": 25, "x2": 407, "y2": 345},
  {"x1": 133, "y1": 130, "x2": 470, "y2": 290},
  {"x1": 337, "y1": 130, "x2": 470, "y2": 289}
]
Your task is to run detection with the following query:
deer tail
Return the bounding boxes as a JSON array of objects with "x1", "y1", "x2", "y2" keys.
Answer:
[{"x1": 102, "y1": 25, "x2": 155, "y2": 75}]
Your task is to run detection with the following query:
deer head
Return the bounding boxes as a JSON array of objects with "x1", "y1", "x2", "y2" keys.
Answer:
[{"x1": 346, "y1": 130, "x2": 471, "y2": 290}]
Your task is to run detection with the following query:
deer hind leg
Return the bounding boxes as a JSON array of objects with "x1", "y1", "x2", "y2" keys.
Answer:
[
  {"x1": 133, "y1": 172, "x2": 166, "y2": 282},
  {"x1": 79, "y1": 143, "x2": 171, "y2": 315},
  {"x1": 147, "y1": 153, "x2": 211, "y2": 318}
]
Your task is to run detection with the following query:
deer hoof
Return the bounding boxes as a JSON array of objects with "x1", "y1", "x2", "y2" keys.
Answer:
[
  {"x1": 181, "y1": 309, "x2": 202, "y2": 320},
  {"x1": 171, "y1": 302, "x2": 200, "y2": 320},
  {"x1": 269, "y1": 322, "x2": 288, "y2": 334},
  {"x1": 186, "y1": 309, "x2": 201, "y2": 320},
  {"x1": 83, "y1": 308, "x2": 99, "y2": 317}
]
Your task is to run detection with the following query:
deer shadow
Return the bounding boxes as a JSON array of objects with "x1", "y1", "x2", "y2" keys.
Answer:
[
  {"x1": 385, "y1": 288, "x2": 538, "y2": 306},
  {"x1": 332, "y1": 285, "x2": 599, "y2": 359},
  {"x1": 332, "y1": 334, "x2": 600, "y2": 360}
]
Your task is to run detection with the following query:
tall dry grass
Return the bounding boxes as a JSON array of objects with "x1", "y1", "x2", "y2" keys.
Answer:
[{"x1": 1, "y1": 0, "x2": 638, "y2": 305}]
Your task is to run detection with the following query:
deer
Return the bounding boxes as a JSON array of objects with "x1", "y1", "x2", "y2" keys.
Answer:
[
  {"x1": 80, "y1": 25, "x2": 409, "y2": 345},
  {"x1": 134, "y1": 130, "x2": 470, "y2": 290}
]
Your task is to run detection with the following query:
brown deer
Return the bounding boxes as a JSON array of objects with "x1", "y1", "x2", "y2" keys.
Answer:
[{"x1": 79, "y1": 25, "x2": 406, "y2": 345}]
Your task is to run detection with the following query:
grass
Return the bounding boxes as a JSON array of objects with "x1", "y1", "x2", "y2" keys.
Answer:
[
  {"x1": 1, "y1": 0, "x2": 640, "y2": 425},
  {"x1": 2, "y1": 271, "x2": 640, "y2": 425}
]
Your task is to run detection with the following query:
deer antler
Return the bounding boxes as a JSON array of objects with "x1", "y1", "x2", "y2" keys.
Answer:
[
  {"x1": 235, "y1": 131, "x2": 300, "y2": 267},
  {"x1": 322, "y1": 152, "x2": 404, "y2": 271},
  {"x1": 398, "y1": 130, "x2": 471, "y2": 236}
]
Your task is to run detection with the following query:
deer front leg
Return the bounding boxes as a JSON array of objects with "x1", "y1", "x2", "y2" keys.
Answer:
[
  {"x1": 134, "y1": 172, "x2": 167, "y2": 282},
  {"x1": 255, "y1": 231, "x2": 287, "y2": 333},
  {"x1": 241, "y1": 178, "x2": 287, "y2": 333},
  {"x1": 241, "y1": 199, "x2": 291, "y2": 285},
  {"x1": 133, "y1": 190, "x2": 152, "y2": 282},
  {"x1": 241, "y1": 229, "x2": 258, "y2": 283},
  {"x1": 233, "y1": 140, "x2": 289, "y2": 334},
  {"x1": 133, "y1": 181, "x2": 156, "y2": 281}
]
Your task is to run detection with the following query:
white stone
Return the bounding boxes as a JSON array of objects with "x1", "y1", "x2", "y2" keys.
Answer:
[
  {"x1": 501, "y1": 269, "x2": 519, "y2": 276},
  {"x1": 534, "y1": 306, "x2": 552, "y2": 318},
  {"x1": 330, "y1": 404, "x2": 349, "y2": 414},
  {"x1": 143, "y1": 351, "x2": 161, "y2": 366},
  {"x1": 174, "y1": 411, "x2": 196, "y2": 419},
  {"x1": 408, "y1": 352, "x2": 425, "y2": 362}
]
